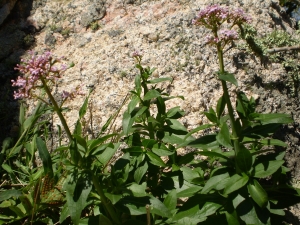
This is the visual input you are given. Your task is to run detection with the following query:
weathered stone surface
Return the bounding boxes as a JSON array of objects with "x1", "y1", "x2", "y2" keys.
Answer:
[{"x1": 0, "y1": 0, "x2": 17, "y2": 26}]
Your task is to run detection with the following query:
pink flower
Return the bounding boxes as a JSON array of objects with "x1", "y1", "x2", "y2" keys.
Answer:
[
  {"x1": 132, "y1": 50, "x2": 143, "y2": 58},
  {"x1": 205, "y1": 29, "x2": 238, "y2": 45},
  {"x1": 192, "y1": 4, "x2": 251, "y2": 29},
  {"x1": 219, "y1": 29, "x2": 238, "y2": 41},
  {"x1": 192, "y1": 4, "x2": 229, "y2": 29},
  {"x1": 12, "y1": 51, "x2": 68, "y2": 99},
  {"x1": 229, "y1": 8, "x2": 252, "y2": 24}
]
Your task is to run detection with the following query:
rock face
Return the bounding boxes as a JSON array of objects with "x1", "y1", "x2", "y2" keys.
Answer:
[
  {"x1": 0, "y1": 0, "x2": 18, "y2": 25},
  {"x1": 1, "y1": 0, "x2": 300, "y2": 222}
]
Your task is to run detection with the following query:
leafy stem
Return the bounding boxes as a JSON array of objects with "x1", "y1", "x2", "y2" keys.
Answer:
[
  {"x1": 217, "y1": 44, "x2": 241, "y2": 163},
  {"x1": 91, "y1": 174, "x2": 121, "y2": 224},
  {"x1": 40, "y1": 77, "x2": 73, "y2": 142}
]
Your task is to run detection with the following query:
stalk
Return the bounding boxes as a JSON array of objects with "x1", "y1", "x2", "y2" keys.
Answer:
[
  {"x1": 217, "y1": 45, "x2": 241, "y2": 157},
  {"x1": 40, "y1": 77, "x2": 73, "y2": 142},
  {"x1": 141, "y1": 76, "x2": 155, "y2": 140},
  {"x1": 91, "y1": 174, "x2": 121, "y2": 224}
]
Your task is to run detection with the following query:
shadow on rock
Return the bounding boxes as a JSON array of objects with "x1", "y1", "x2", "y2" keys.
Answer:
[{"x1": 0, "y1": 0, "x2": 38, "y2": 144}]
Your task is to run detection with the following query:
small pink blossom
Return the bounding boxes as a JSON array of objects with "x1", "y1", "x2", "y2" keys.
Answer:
[
  {"x1": 219, "y1": 29, "x2": 238, "y2": 41},
  {"x1": 205, "y1": 29, "x2": 238, "y2": 45},
  {"x1": 12, "y1": 51, "x2": 68, "y2": 99},
  {"x1": 229, "y1": 8, "x2": 252, "y2": 24},
  {"x1": 192, "y1": 4, "x2": 251, "y2": 29},
  {"x1": 132, "y1": 50, "x2": 143, "y2": 58},
  {"x1": 192, "y1": 4, "x2": 229, "y2": 29}
]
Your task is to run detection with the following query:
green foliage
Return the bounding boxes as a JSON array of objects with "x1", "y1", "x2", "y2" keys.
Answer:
[
  {"x1": 89, "y1": 21, "x2": 100, "y2": 31},
  {"x1": 240, "y1": 24, "x2": 300, "y2": 96}
]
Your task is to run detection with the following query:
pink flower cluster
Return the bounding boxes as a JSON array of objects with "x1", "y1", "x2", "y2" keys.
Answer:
[
  {"x1": 11, "y1": 51, "x2": 67, "y2": 99},
  {"x1": 206, "y1": 29, "x2": 239, "y2": 45},
  {"x1": 132, "y1": 50, "x2": 143, "y2": 58},
  {"x1": 62, "y1": 85, "x2": 85, "y2": 101},
  {"x1": 192, "y1": 4, "x2": 229, "y2": 29},
  {"x1": 192, "y1": 4, "x2": 252, "y2": 29}
]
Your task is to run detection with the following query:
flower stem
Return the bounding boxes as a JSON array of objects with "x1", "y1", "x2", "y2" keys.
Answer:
[
  {"x1": 91, "y1": 174, "x2": 121, "y2": 224},
  {"x1": 217, "y1": 45, "x2": 241, "y2": 157},
  {"x1": 141, "y1": 75, "x2": 155, "y2": 139},
  {"x1": 40, "y1": 77, "x2": 73, "y2": 142}
]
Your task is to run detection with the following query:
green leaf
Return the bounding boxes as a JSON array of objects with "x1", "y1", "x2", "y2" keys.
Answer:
[
  {"x1": 216, "y1": 122, "x2": 232, "y2": 149},
  {"x1": 98, "y1": 214, "x2": 113, "y2": 225},
  {"x1": 97, "y1": 143, "x2": 120, "y2": 165},
  {"x1": 73, "y1": 120, "x2": 82, "y2": 136},
  {"x1": 178, "y1": 152, "x2": 196, "y2": 165},
  {"x1": 236, "y1": 198, "x2": 270, "y2": 224},
  {"x1": 236, "y1": 145, "x2": 252, "y2": 172},
  {"x1": 188, "y1": 134, "x2": 219, "y2": 150},
  {"x1": 78, "y1": 216, "x2": 102, "y2": 225},
  {"x1": 152, "y1": 147, "x2": 174, "y2": 156},
  {"x1": 163, "y1": 190, "x2": 177, "y2": 211},
  {"x1": 127, "y1": 182, "x2": 147, "y2": 197},
  {"x1": 7, "y1": 145, "x2": 23, "y2": 159},
  {"x1": 115, "y1": 196, "x2": 147, "y2": 215},
  {"x1": 105, "y1": 193, "x2": 122, "y2": 204},
  {"x1": 218, "y1": 71, "x2": 238, "y2": 86},
  {"x1": 23, "y1": 113, "x2": 38, "y2": 130},
  {"x1": 203, "y1": 107, "x2": 218, "y2": 124},
  {"x1": 70, "y1": 139, "x2": 82, "y2": 165},
  {"x1": 59, "y1": 203, "x2": 69, "y2": 223},
  {"x1": 149, "y1": 196, "x2": 172, "y2": 218},
  {"x1": 73, "y1": 134, "x2": 87, "y2": 153},
  {"x1": 260, "y1": 139, "x2": 287, "y2": 147},
  {"x1": 224, "y1": 174, "x2": 249, "y2": 195},
  {"x1": 225, "y1": 210, "x2": 240, "y2": 225},
  {"x1": 142, "y1": 139, "x2": 157, "y2": 149},
  {"x1": 134, "y1": 162, "x2": 148, "y2": 184},
  {"x1": 198, "y1": 150, "x2": 230, "y2": 161},
  {"x1": 167, "y1": 106, "x2": 185, "y2": 119},
  {"x1": 196, "y1": 202, "x2": 222, "y2": 218},
  {"x1": 269, "y1": 208, "x2": 285, "y2": 216},
  {"x1": 19, "y1": 103, "x2": 25, "y2": 130},
  {"x1": 36, "y1": 137, "x2": 53, "y2": 177},
  {"x1": 128, "y1": 95, "x2": 140, "y2": 113},
  {"x1": 146, "y1": 152, "x2": 166, "y2": 167},
  {"x1": 2, "y1": 164, "x2": 17, "y2": 184},
  {"x1": 201, "y1": 173, "x2": 229, "y2": 194},
  {"x1": 166, "y1": 119, "x2": 187, "y2": 132},
  {"x1": 0, "y1": 190, "x2": 22, "y2": 201},
  {"x1": 8, "y1": 205, "x2": 25, "y2": 217},
  {"x1": 87, "y1": 133, "x2": 118, "y2": 152},
  {"x1": 156, "y1": 96, "x2": 166, "y2": 115},
  {"x1": 163, "y1": 133, "x2": 190, "y2": 145},
  {"x1": 79, "y1": 93, "x2": 90, "y2": 119},
  {"x1": 144, "y1": 89, "x2": 161, "y2": 100},
  {"x1": 181, "y1": 166, "x2": 203, "y2": 184},
  {"x1": 177, "y1": 186, "x2": 202, "y2": 197},
  {"x1": 251, "y1": 113, "x2": 293, "y2": 125},
  {"x1": 183, "y1": 124, "x2": 214, "y2": 140},
  {"x1": 171, "y1": 205, "x2": 205, "y2": 224},
  {"x1": 216, "y1": 95, "x2": 226, "y2": 119},
  {"x1": 64, "y1": 172, "x2": 92, "y2": 225},
  {"x1": 252, "y1": 160, "x2": 284, "y2": 178},
  {"x1": 134, "y1": 74, "x2": 142, "y2": 95},
  {"x1": 122, "y1": 111, "x2": 135, "y2": 136},
  {"x1": 148, "y1": 77, "x2": 172, "y2": 84},
  {"x1": 247, "y1": 179, "x2": 268, "y2": 208}
]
